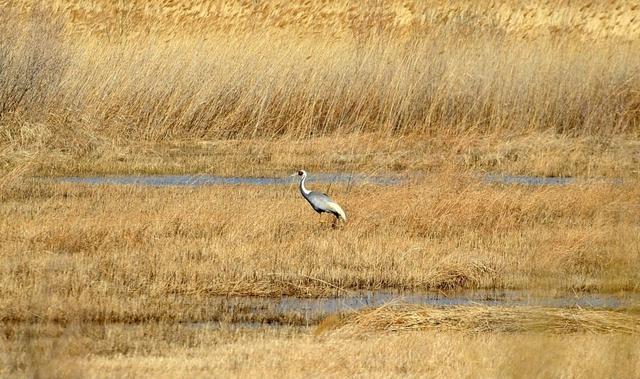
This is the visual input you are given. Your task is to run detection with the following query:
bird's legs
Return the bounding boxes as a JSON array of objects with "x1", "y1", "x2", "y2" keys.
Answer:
[{"x1": 317, "y1": 212, "x2": 341, "y2": 229}]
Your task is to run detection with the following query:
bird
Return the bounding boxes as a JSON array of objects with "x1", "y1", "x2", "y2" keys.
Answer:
[{"x1": 292, "y1": 170, "x2": 346, "y2": 224}]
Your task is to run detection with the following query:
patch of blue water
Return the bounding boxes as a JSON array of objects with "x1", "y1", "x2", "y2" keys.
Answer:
[
  {"x1": 483, "y1": 174, "x2": 623, "y2": 186},
  {"x1": 55, "y1": 173, "x2": 622, "y2": 187},
  {"x1": 275, "y1": 290, "x2": 639, "y2": 318},
  {"x1": 484, "y1": 174, "x2": 575, "y2": 186},
  {"x1": 185, "y1": 290, "x2": 640, "y2": 329},
  {"x1": 57, "y1": 173, "x2": 402, "y2": 187}
]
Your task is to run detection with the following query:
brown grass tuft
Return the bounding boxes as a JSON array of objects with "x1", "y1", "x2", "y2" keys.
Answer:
[
  {"x1": 1, "y1": 1, "x2": 639, "y2": 180},
  {"x1": 329, "y1": 304, "x2": 640, "y2": 335}
]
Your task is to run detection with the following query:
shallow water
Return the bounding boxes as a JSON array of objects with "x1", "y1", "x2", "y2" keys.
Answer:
[
  {"x1": 57, "y1": 173, "x2": 401, "y2": 186},
  {"x1": 56, "y1": 173, "x2": 620, "y2": 187},
  {"x1": 483, "y1": 174, "x2": 575, "y2": 186},
  {"x1": 483, "y1": 174, "x2": 624, "y2": 186},
  {"x1": 276, "y1": 290, "x2": 639, "y2": 315},
  {"x1": 188, "y1": 290, "x2": 640, "y2": 329}
]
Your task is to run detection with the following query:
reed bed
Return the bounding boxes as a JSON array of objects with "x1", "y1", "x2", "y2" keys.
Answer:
[
  {"x1": 2, "y1": 1, "x2": 639, "y2": 377},
  {"x1": 1, "y1": 176, "x2": 638, "y2": 323},
  {"x1": 326, "y1": 304, "x2": 640, "y2": 335},
  {"x1": 3, "y1": 321, "x2": 640, "y2": 378},
  {"x1": 5, "y1": 0, "x2": 640, "y2": 40},
  {"x1": 1, "y1": 1, "x2": 639, "y2": 182}
]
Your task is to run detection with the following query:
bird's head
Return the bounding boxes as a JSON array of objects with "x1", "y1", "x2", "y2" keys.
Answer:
[{"x1": 291, "y1": 170, "x2": 306, "y2": 177}]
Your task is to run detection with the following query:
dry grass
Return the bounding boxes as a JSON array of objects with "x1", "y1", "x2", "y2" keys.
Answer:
[
  {"x1": 2, "y1": 321, "x2": 640, "y2": 378},
  {"x1": 2, "y1": 132, "x2": 637, "y2": 180},
  {"x1": 2, "y1": 1, "x2": 639, "y2": 377},
  {"x1": 324, "y1": 304, "x2": 640, "y2": 335},
  {"x1": 1, "y1": 1, "x2": 639, "y2": 182},
  {"x1": 1, "y1": 176, "x2": 638, "y2": 323},
  {"x1": 5, "y1": 0, "x2": 640, "y2": 40}
]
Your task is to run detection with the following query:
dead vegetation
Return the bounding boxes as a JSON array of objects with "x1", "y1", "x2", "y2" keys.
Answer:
[
  {"x1": 3, "y1": 321, "x2": 640, "y2": 378},
  {"x1": 1, "y1": 1, "x2": 639, "y2": 377},
  {"x1": 5, "y1": 0, "x2": 640, "y2": 40},
  {"x1": 1, "y1": 176, "x2": 638, "y2": 323},
  {"x1": 1, "y1": 1, "x2": 639, "y2": 182},
  {"x1": 322, "y1": 304, "x2": 640, "y2": 335}
]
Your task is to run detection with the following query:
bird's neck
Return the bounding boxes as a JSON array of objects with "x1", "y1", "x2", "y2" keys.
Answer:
[{"x1": 299, "y1": 174, "x2": 310, "y2": 196}]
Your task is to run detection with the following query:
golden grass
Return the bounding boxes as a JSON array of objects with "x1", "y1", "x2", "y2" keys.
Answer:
[
  {"x1": 1, "y1": 1, "x2": 639, "y2": 183},
  {"x1": 2, "y1": 132, "x2": 637, "y2": 180},
  {"x1": 2, "y1": 1, "x2": 639, "y2": 376},
  {"x1": 5, "y1": 0, "x2": 640, "y2": 40},
  {"x1": 3, "y1": 321, "x2": 640, "y2": 378},
  {"x1": 324, "y1": 304, "x2": 640, "y2": 335},
  {"x1": 1, "y1": 175, "x2": 638, "y2": 323}
]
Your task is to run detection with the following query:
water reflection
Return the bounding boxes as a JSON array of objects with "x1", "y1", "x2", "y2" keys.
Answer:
[
  {"x1": 188, "y1": 290, "x2": 639, "y2": 329},
  {"x1": 57, "y1": 173, "x2": 401, "y2": 186},
  {"x1": 56, "y1": 173, "x2": 622, "y2": 187}
]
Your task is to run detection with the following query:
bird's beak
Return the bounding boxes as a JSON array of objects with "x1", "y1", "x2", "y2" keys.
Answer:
[{"x1": 290, "y1": 173, "x2": 297, "y2": 177}]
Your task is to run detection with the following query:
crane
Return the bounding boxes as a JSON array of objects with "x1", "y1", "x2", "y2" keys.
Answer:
[{"x1": 292, "y1": 170, "x2": 347, "y2": 224}]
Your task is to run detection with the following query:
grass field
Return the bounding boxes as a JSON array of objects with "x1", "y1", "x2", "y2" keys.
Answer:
[
  {"x1": 4, "y1": 317, "x2": 640, "y2": 378},
  {"x1": 2, "y1": 178, "x2": 639, "y2": 320},
  {"x1": 1, "y1": 0, "x2": 640, "y2": 377},
  {"x1": 2, "y1": 1, "x2": 639, "y2": 180}
]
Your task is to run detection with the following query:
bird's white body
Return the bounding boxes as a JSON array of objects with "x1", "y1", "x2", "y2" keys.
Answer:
[{"x1": 295, "y1": 170, "x2": 346, "y2": 222}]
